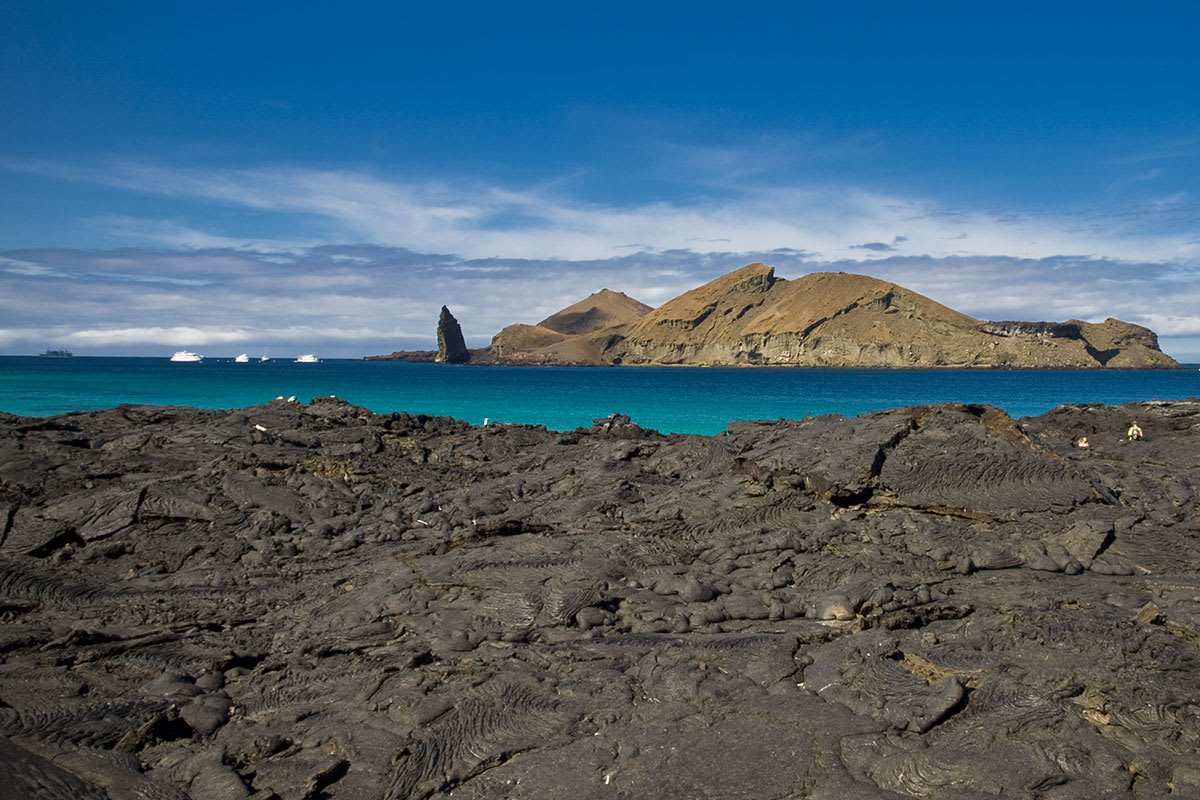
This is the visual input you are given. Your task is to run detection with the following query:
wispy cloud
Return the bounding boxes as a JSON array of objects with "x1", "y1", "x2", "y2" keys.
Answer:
[
  {"x1": 1109, "y1": 167, "x2": 1163, "y2": 188},
  {"x1": 1, "y1": 256, "x2": 69, "y2": 277},
  {"x1": 4, "y1": 158, "x2": 1198, "y2": 265},
  {"x1": 93, "y1": 215, "x2": 321, "y2": 253},
  {"x1": 650, "y1": 130, "x2": 882, "y2": 185},
  {"x1": 850, "y1": 241, "x2": 898, "y2": 252},
  {"x1": 1107, "y1": 136, "x2": 1200, "y2": 165}
]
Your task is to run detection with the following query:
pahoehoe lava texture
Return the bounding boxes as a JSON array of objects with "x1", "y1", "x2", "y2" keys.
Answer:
[{"x1": 2, "y1": 398, "x2": 1199, "y2": 798}]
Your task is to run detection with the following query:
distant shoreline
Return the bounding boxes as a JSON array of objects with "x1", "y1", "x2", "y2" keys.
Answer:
[{"x1": 361, "y1": 350, "x2": 1188, "y2": 370}]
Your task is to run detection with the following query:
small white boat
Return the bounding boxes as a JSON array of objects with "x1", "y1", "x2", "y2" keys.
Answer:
[
  {"x1": 295, "y1": 354, "x2": 318, "y2": 363},
  {"x1": 260, "y1": 354, "x2": 270, "y2": 362},
  {"x1": 170, "y1": 350, "x2": 203, "y2": 362},
  {"x1": 234, "y1": 353, "x2": 249, "y2": 363}
]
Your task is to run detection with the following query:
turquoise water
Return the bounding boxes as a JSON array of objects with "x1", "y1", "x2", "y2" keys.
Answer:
[{"x1": 2, "y1": 356, "x2": 1198, "y2": 435}]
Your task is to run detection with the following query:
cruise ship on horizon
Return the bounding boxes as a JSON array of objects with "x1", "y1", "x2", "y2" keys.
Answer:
[{"x1": 169, "y1": 350, "x2": 203, "y2": 362}]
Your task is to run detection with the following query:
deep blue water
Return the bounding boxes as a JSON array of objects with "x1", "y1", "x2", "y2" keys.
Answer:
[{"x1": 2, "y1": 356, "x2": 1197, "y2": 435}]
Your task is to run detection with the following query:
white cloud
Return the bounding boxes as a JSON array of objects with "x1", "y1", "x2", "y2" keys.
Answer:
[
  {"x1": 64, "y1": 324, "x2": 423, "y2": 347},
  {"x1": 5, "y1": 158, "x2": 1198, "y2": 266},
  {"x1": 93, "y1": 215, "x2": 318, "y2": 253},
  {"x1": 1, "y1": 256, "x2": 68, "y2": 277},
  {"x1": 68, "y1": 327, "x2": 255, "y2": 346}
]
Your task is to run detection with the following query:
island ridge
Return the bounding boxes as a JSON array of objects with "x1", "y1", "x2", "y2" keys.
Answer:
[{"x1": 368, "y1": 264, "x2": 1180, "y2": 368}]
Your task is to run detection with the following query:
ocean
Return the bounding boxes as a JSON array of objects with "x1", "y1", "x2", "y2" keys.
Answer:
[{"x1": 2, "y1": 356, "x2": 1198, "y2": 435}]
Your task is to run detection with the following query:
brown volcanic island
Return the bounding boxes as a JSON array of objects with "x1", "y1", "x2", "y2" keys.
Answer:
[{"x1": 371, "y1": 264, "x2": 1179, "y2": 368}]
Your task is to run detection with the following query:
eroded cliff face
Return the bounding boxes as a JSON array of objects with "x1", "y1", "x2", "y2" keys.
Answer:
[
  {"x1": 577, "y1": 266, "x2": 1178, "y2": 368},
  {"x1": 607, "y1": 326, "x2": 1178, "y2": 368}
]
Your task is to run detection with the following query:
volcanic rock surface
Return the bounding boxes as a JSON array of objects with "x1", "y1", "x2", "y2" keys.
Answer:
[{"x1": 3, "y1": 398, "x2": 1200, "y2": 798}]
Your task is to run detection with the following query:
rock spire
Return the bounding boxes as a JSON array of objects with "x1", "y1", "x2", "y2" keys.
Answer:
[{"x1": 436, "y1": 305, "x2": 470, "y2": 364}]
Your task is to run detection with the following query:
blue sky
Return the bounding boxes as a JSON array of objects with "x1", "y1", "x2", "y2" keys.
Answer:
[{"x1": 2, "y1": 1, "x2": 1199, "y2": 359}]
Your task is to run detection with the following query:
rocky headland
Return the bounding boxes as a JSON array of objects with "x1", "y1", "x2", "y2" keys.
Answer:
[
  {"x1": 3, "y1": 398, "x2": 1200, "y2": 798},
  {"x1": 368, "y1": 264, "x2": 1180, "y2": 368},
  {"x1": 365, "y1": 289, "x2": 651, "y2": 366}
]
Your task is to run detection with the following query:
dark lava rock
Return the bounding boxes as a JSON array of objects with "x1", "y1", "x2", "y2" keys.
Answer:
[
  {"x1": 435, "y1": 305, "x2": 470, "y2": 364},
  {"x1": 2, "y1": 398, "x2": 1200, "y2": 798}
]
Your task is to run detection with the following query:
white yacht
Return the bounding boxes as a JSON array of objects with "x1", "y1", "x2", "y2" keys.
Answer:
[
  {"x1": 234, "y1": 353, "x2": 249, "y2": 363},
  {"x1": 170, "y1": 350, "x2": 203, "y2": 362},
  {"x1": 295, "y1": 354, "x2": 318, "y2": 363},
  {"x1": 259, "y1": 354, "x2": 270, "y2": 362}
]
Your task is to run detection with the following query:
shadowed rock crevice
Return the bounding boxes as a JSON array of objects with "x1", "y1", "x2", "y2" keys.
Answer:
[{"x1": 1085, "y1": 344, "x2": 1119, "y2": 365}]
